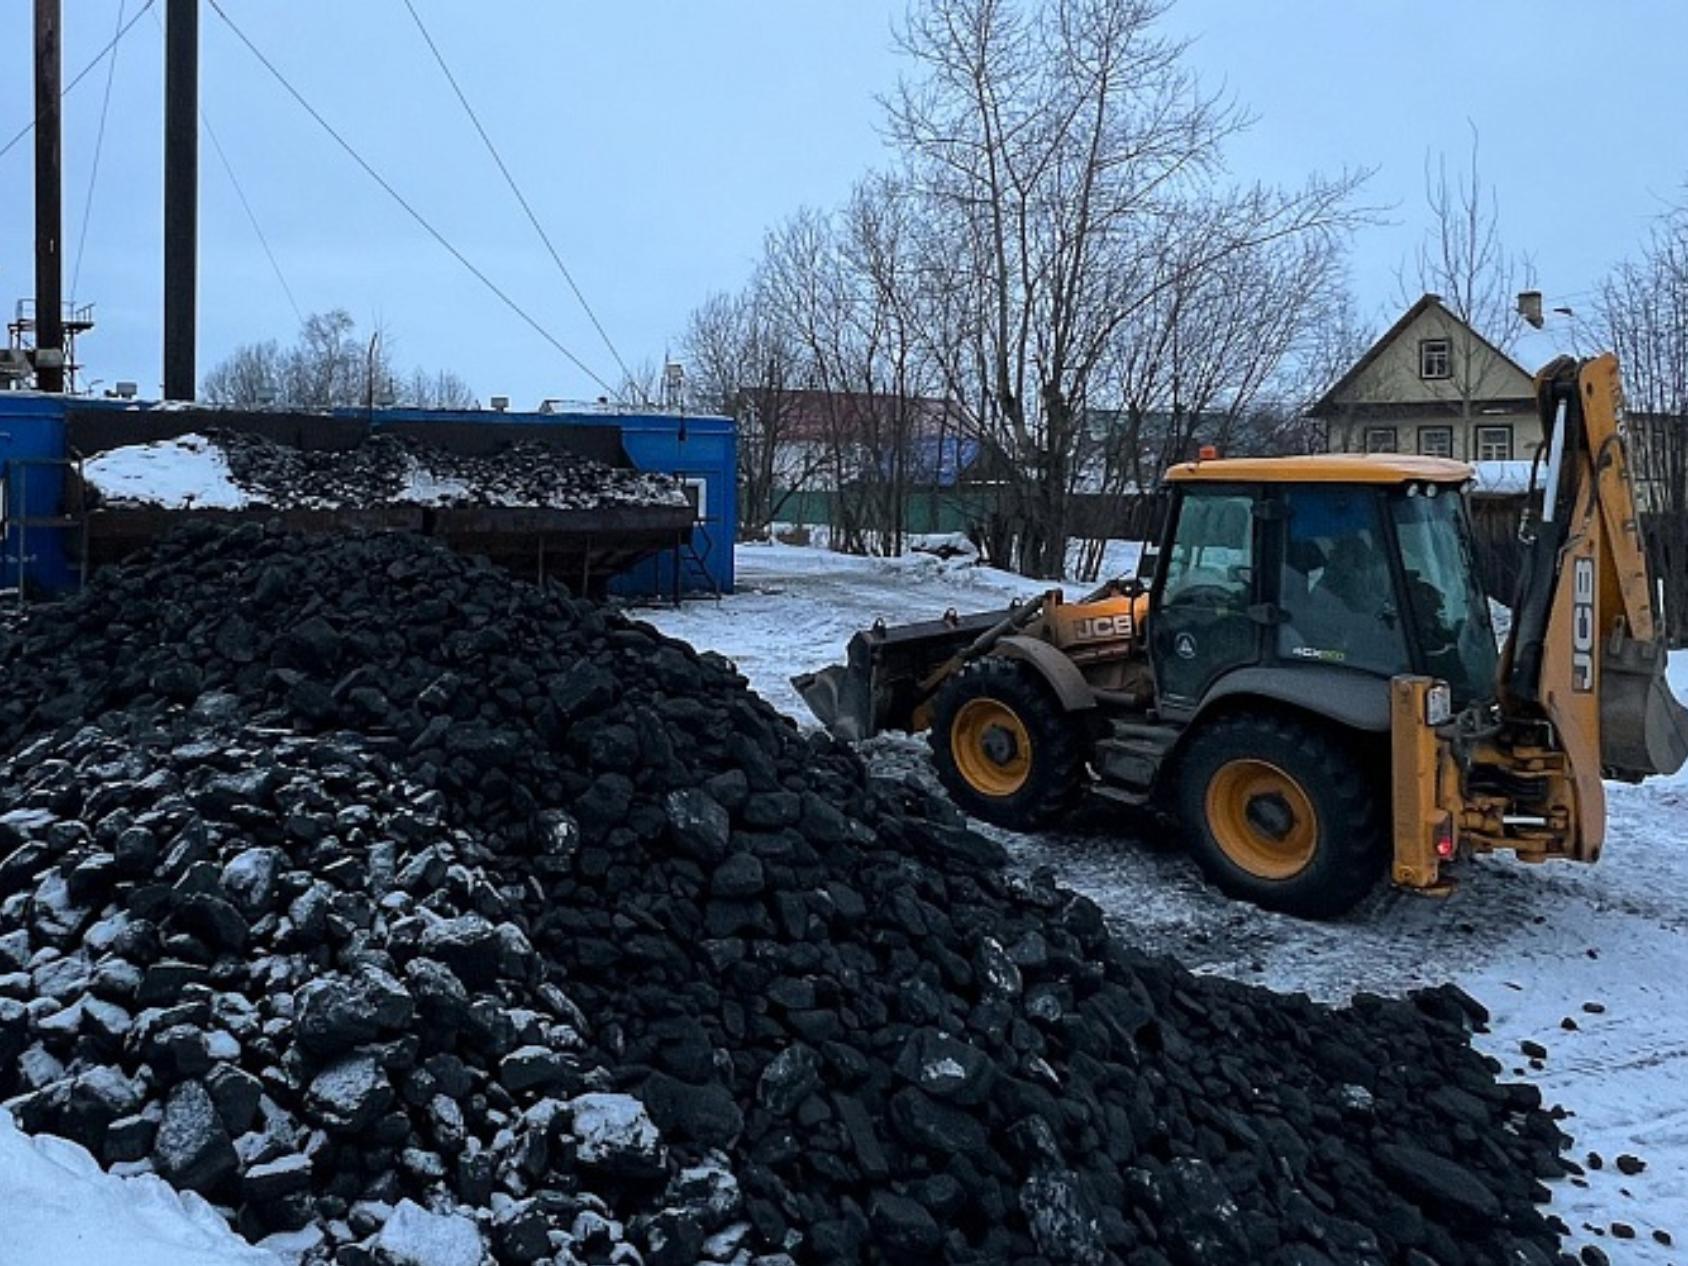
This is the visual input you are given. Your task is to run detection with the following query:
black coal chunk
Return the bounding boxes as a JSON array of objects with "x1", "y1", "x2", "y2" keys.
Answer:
[{"x1": 151, "y1": 1080, "x2": 238, "y2": 1195}]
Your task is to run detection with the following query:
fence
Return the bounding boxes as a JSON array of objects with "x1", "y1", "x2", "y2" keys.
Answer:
[{"x1": 1469, "y1": 498, "x2": 1688, "y2": 649}]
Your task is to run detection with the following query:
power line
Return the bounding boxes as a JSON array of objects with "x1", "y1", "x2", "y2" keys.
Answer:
[
  {"x1": 205, "y1": 0, "x2": 617, "y2": 397},
  {"x1": 398, "y1": 0, "x2": 643, "y2": 403},
  {"x1": 0, "y1": 0, "x2": 158, "y2": 164},
  {"x1": 204, "y1": 110, "x2": 305, "y2": 325},
  {"x1": 146, "y1": 3, "x2": 303, "y2": 325},
  {"x1": 70, "y1": 0, "x2": 129, "y2": 305}
]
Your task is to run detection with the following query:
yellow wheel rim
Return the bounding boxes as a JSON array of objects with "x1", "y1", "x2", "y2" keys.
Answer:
[
  {"x1": 1204, "y1": 758, "x2": 1319, "y2": 880},
  {"x1": 950, "y1": 698, "x2": 1033, "y2": 798}
]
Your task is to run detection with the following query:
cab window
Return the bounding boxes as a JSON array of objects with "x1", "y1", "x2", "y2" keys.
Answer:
[
  {"x1": 1277, "y1": 487, "x2": 1406, "y2": 674},
  {"x1": 1390, "y1": 488, "x2": 1498, "y2": 705},
  {"x1": 1161, "y1": 490, "x2": 1253, "y2": 609}
]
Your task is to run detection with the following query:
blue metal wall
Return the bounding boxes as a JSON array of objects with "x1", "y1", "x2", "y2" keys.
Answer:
[
  {"x1": 0, "y1": 393, "x2": 735, "y2": 597},
  {"x1": 608, "y1": 413, "x2": 737, "y2": 597},
  {"x1": 0, "y1": 393, "x2": 80, "y2": 593}
]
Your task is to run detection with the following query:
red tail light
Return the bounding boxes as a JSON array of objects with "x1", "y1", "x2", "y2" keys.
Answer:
[{"x1": 1434, "y1": 817, "x2": 1455, "y2": 860}]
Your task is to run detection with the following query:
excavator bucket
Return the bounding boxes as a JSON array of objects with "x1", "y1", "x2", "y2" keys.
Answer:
[
  {"x1": 793, "y1": 609, "x2": 1012, "y2": 741},
  {"x1": 1601, "y1": 634, "x2": 1688, "y2": 780}
]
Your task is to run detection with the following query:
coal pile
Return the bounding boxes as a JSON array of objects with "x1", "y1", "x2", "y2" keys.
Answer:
[
  {"x1": 86, "y1": 430, "x2": 689, "y2": 514},
  {"x1": 0, "y1": 526, "x2": 1577, "y2": 1266}
]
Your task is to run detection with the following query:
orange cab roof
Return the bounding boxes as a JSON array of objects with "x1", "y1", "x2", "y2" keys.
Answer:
[{"x1": 1164, "y1": 453, "x2": 1474, "y2": 485}]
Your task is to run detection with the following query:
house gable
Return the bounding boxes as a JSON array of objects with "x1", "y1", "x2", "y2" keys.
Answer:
[{"x1": 1312, "y1": 295, "x2": 1535, "y2": 418}]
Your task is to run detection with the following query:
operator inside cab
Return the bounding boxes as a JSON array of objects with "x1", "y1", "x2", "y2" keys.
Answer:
[{"x1": 1279, "y1": 488, "x2": 1403, "y2": 672}]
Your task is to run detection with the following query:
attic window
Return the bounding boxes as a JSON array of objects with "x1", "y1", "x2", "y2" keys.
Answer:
[{"x1": 1419, "y1": 339, "x2": 1451, "y2": 380}]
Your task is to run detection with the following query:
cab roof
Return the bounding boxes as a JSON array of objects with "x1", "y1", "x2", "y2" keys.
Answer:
[{"x1": 1164, "y1": 453, "x2": 1474, "y2": 485}]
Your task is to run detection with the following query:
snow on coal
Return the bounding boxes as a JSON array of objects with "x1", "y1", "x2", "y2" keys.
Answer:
[
  {"x1": 0, "y1": 525, "x2": 1575, "y2": 1265},
  {"x1": 82, "y1": 430, "x2": 689, "y2": 514}
]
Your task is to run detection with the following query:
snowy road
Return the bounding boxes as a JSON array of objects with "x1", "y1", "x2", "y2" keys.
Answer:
[{"x1": 639, "y1": 541, "x2": 1688, "y2": 1264}]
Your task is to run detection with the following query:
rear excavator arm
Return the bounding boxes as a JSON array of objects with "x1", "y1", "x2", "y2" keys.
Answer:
[{"x1": 1493, "y1": 354, "x2": 1688, "y2": 859}]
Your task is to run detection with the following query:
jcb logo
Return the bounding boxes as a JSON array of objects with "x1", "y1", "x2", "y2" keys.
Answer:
[
  {"x1": 1074, "y1": 615, "x2": 1132, "y2": 642},
  {"x1": 1571, "y1": 557, "x2": 1595, "y2": 693}
]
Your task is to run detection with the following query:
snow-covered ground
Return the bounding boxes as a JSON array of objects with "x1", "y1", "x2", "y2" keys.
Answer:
[
  {"x1": 641, "y1": 540, "x2": 1688, "y2": 1263},
  {"x1": 0, "y1": 1110, "x2": 282, "y2": 1265}
]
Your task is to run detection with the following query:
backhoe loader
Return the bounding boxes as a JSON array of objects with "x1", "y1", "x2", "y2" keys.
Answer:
[{"x1": 793, "y1": 354, "x2": 1688, "y2": 916}]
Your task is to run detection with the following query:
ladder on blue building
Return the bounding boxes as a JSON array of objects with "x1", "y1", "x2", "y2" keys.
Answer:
[{"x1": 1, "y1": 455, "x2": 89, "y2": 600}]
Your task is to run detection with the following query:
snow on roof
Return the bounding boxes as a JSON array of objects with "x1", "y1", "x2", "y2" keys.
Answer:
[{"x1": 1469, "y1": 460, "x2": 1535, "y2": 496}]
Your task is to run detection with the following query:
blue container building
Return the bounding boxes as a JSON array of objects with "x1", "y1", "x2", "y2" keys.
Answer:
[{"x1": 0, "y1": 392, "x2": 735, "y2": 598}]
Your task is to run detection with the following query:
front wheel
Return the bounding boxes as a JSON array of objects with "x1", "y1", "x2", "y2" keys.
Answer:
[
  {"x1": 1176, "y1": 712, "x2": 1387, "y2": 918},
  {"x1": 929, "y1": 657, "x2": 1086, "y2": 830}
]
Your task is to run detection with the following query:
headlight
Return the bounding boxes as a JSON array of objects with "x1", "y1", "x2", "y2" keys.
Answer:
[{"x1": 1425, "y1": 682, "x2": 1453, "y2": 726}]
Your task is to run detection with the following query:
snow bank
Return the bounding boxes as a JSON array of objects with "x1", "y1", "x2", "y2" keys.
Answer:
[
  {"x1": 1470, "y1": 460, "x2": 1535, "y2": 497},
  {"x1": 0, "y1": 1110, "x2": 278, "y2": 1266},
  {"x1": 82, "y1": 434, "x2": 250, "y2": 511}
]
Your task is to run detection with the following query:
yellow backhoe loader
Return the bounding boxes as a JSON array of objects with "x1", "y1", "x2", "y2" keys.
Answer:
[{"x1": 793, "y1": 354, "x2": 1688, "y2": 916}]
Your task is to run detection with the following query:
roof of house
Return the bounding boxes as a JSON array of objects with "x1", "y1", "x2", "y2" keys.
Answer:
[
  {"x1": 739, "y1": 387, "x2": 962, "y2": 444},
  {"x1": 1310, "y1": 294, "x2": 1537, "y2": 418}
]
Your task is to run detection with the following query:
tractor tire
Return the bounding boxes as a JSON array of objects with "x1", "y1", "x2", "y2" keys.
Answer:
[
  {"x1": 929, "y1": 657, "x2": 1087, "y2": 831},
  {"x1": 1175, "y1": 711, "x2": 1387, "y2": 918}
]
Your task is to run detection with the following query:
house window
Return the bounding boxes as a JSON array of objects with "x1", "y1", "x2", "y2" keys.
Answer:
[
  {"x1": 1365, "y1": 427, "x2": 1398, "y2": 454},
  {"x1": 1417, "y1": 426, "x2": 1453, "y2": 458},
  {"x1": 1476, "y1": 425, "x2": 1513, "y2": 461},
  {"x1": 1419, "y1": 339, "x2": 1452, "y2": 380}
]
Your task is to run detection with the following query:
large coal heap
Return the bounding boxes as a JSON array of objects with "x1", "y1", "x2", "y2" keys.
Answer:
[
  {"x1": 86, "y1": 429, "x2": 690, "y2": 513},
  {"x1": 0, "y1": 526, "x2": 1576, "y2": 1266}
]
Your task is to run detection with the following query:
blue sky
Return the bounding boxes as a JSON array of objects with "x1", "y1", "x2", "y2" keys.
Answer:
[{"x1": 2, "y1": 1, "x2": 1685, "y2": 406}]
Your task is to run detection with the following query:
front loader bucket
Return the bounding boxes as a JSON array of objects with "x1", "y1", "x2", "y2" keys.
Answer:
[
  {"x1": 1601, "y1": 634, "x2": 1688, "y2": 780},
  {"x1": 792, "y1": 609, "x2": 1013, "y2": 741},
  {"x1": 793, "y1": 661, "x2": 875, "y2": 743}
]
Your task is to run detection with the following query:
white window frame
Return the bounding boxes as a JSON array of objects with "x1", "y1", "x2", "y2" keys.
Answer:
[
  {"x1": 1419, "y1": 339, "x2": 1452, "y2": 380},
  {"x1": 1417, "y1": 426, "x2": 1453, "y2": 458},
  {"x1": 1364, "y1": 426, "x2": 1398, "y2": 454},
  {"x1": 682, "y1": 476, "x2": 708, "y2": 520},
  {"x1": 1476, "y1": 425, "x2": 1513, "y2": 462}
]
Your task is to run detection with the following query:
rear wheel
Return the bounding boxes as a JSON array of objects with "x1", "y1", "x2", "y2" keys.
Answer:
[
  {"x1": 930, "y1": 658, "x2": 1086, "y2": 830},
  {"x1": 1176, "y1": 712, "x2": 1386, "y2": 918}
]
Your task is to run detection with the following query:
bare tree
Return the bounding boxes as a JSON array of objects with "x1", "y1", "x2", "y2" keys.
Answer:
[
  {"x1": 1271, "y1": 285, "x2": 1376, "y2": 454},
  {"x1": 1599, "y1": 211, "x2": 1688, "y2": 421},
  {"x1": 202, "y1": 310, "x2": 473, "y2": 410},
  {"x1": 682, "y1": 283, "x2": 816, "y2": 539},
  {"x1": 281, "y1": 310, "x2": 371, "y2": 409},
  {"x1": 885, "y1": 0, "x2": 1367, "y2": 576},
  {"x1": 202, "y1": 340, "x2": 284, "y2": 407},
  {"x1": 613, "y1": 359, "x2": 666, "y2": 409},
  {"x1": 399, "y1": 368, "x2": 478, "y2": 410},
  {"x1": 1597, "y1": 207, "x2": 1688, "y2": 642},
  {"x1": 1067, "y1": 220, "x2": 1358, "y2": 580},
  {"x1": 1406, "y1": 124, "x2": 1534, "y2": 453}
]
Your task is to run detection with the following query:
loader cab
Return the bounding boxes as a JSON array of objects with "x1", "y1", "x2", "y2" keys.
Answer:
[{"x1": 1149, "y1": 456, "x2": 1496, "y2": 720}]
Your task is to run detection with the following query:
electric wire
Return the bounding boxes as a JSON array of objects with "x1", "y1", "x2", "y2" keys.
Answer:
[
  {"x1": 70, "y1": 0, "x2": 128, "y2": 306},
  {"x1": 145, "y1": 3, "x2": 304, "y2": 325},
  {"x1": 398, "y1": 0, "x2": 643, "y2": 403},
  {"x1": 0, "y1": 0, "x2": 158, "y2": 164},
  {"x1": 205, "y1": 0, "x2": 617, "y2": 397},
  {"x1": 203, "y1": 110, "x2": 305, "y2": 325}
]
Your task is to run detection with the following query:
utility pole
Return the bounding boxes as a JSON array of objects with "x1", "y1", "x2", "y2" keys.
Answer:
[
  {"x1": 33, "y1": 0, "x2": 64, "y2": 394},
  {"x1": 163, "y1": 0, "x2": 198, "y2": 401}
]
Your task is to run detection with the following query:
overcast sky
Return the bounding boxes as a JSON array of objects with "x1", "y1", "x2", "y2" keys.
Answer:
[{"x1": 2, "y1": 1, "x2": 1685, "y2": 407}]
